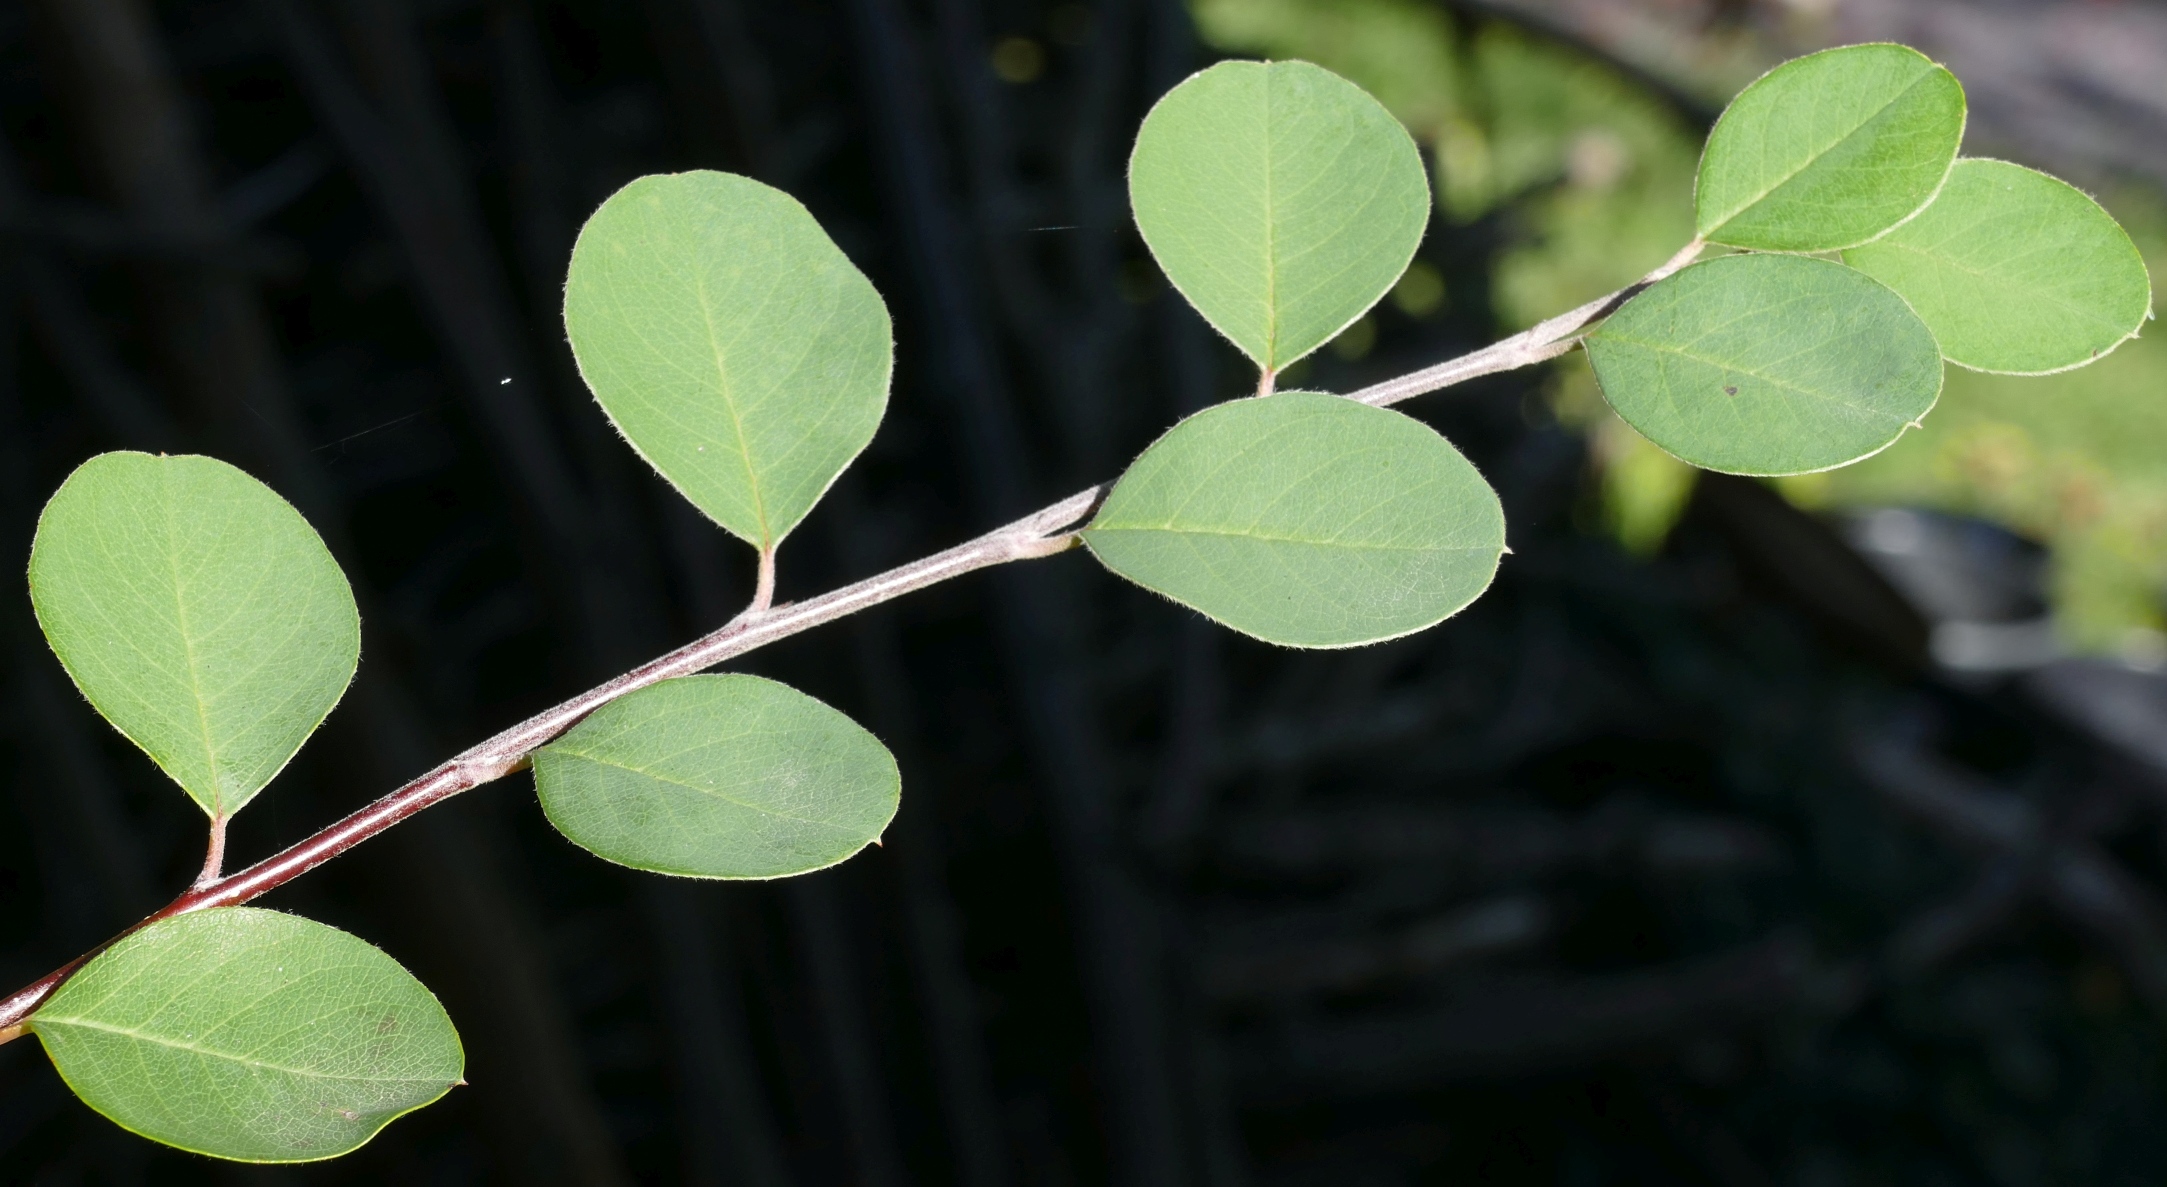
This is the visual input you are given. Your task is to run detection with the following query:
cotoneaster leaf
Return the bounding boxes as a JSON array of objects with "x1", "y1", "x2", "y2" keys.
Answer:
[
  {"x1": 1129, "y1": 59, "x2": 1430, "y2": 374},
  {"x1": 1083, "y1": 392, "x2": 1505, "y2": 648},
  {"x1": 1585, "y1": 254, "x2": 1944, "y2": 475},
  {"x1": 1696, "y1": 43, "x2": 1965, "y2": 252},
  {"x1": 29, "y1": 908, "x2": 462, "y2": 1163},
  {"x1": 1844, "y1": 158, "x2": 2154, "y2": 374},
  {"x1": 534, "y1": 674, "x2": 899, "y2": 879},
  {"x1": 27, "y1": 452, "x2": 359, "y2": 819},
  {"x1": 565, "y1": 170, "x2": 892, "y2": 551}
]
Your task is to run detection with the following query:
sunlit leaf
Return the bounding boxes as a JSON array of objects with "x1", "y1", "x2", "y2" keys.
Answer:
[
  {"x1": 28, "y1": 452, "x2": 359, "y2": 818},
  {"x1": 29, "y1": 908, "x2": 461, "y2": 1163},
  {"x1": 1083, "y1": 392, "x2": 1505, "y2": 648},
  {"x1": 565, "y1": 170, "x2": 891, "y2": 550},
  {"x1": 1129, "y1": 60, "x2": 1430, "y2": 373},
  {"x1": 1586, "y1": 254, "x2": 1944, "y2": 475},
  {"x1": 1696, "y1": 43, "x2": 1964, "y2": 252},
  {"x1": 534, "y1": 674, "x2": 899, "y2": 878},
  {"x1": 1844, "y1": 158, "x2": 2154, "y2": 375}
]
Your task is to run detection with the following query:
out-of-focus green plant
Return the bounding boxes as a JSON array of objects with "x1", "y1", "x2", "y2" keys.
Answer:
[
  {"x1": 1199, "y1": 0, "x2": 2167, "y2": 653},
  {"x1": 1193, "y1": 0, "x2": 1700, "y2": 325}
]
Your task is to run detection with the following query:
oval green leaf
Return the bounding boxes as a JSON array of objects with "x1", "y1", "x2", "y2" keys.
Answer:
[
  {"x1": 28, "y1": 452, "x2": 359, "y2": 818},
  {"x1": 29, "y1": 908, "x2": 462, "y2": 1163},
  {"x1": 1586, "y1": 254, "x2": 1944, "y2": 476},
  {"x1": 1082, "y1": 392, "x2": 1505, "y2": 648},
  {"x1": 565, "y1": 171, "x2": 892, "y2": 550},
  {"x1": 534, "y1": 674, "x2": 900, "y2": 878},
  {"x1": 1696, "y1": 44, "x2": 1965, "y2": 252},
  {"x1": 1843, "y1": 158, "x2": 2154, "y2": 375},
  {"x1": 1129, "y1": 60, "x2": 1431, "y2": 374}
]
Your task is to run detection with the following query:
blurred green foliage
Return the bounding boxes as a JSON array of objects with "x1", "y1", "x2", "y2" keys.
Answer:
[{"x1": 1193, "y1": 0, "x2": 2166, "y2": 653}]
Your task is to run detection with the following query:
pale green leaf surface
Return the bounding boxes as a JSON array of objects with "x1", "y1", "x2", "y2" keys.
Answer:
[
  {"x1": 1696, "y1": 43, "x2": 1964, "y2": 252},
  {"x1": 1844, "y1": 158, "x2": 2154, "y2": 374},
  {"x1": 29, "y1": 908, "x2": 461, "y2": 1163},
  {"x1": 535, "y1": 674, "x2": 899, "y2": 878},
  {"x1": 1083, "y1": 392, "x2": 1505, "y2": 648},
  {"x1": 1586, "y1": 254, "x2": 1944, "y2": 475},
  {"x1": 1129, "y1": 60, "x2": 1430, "y2": 373},
  {"x1": 565, "y1": 171, "x2": 891, "y2": 549},
  {"x1": 27, "y1": 453, "x2": 359, "y2": 818}
]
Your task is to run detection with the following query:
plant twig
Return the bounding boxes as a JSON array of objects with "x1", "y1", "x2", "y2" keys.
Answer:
[
  {"x1": 0, "y1": 244, "x2": 1698, "y2": 1039},
  {"x1": 1348, "y1": 238, "x2": 1704, "y2": 408},
  {"x1": 192, "y1": 816, "x2": 228, "y2": 890},
  {"x1": 751, "y1": 545, "x2": 777, "y2": 615}
]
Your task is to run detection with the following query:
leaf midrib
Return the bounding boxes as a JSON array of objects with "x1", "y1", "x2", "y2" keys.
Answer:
[
  {"x1": 34, "y1": 1014, "x2": 448, "y2": 1089},
  {"x1": 1089, "y1": 523, "x2": 1494, "y2": 552},
  {"x1": 161, "y1": 465, "x2": 223, "y2": 815},
  {"x1": 1704, "y1": 66, "x2": 1937, "y2": 236},
  {"x1": 1857, "y1": 239, "x2": 2136, "y2": 333},
  {"x1": 545, "y1": 748, "x2": 866, "y2": 833},
  {"x1": 693, "y1": 270, "x2": 772, "y2": 549}
]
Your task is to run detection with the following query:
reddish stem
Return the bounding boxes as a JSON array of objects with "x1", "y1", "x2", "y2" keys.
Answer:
[
  {"x1": 0, "y1": 487, "x2": 1106, "y2": 1034},
  {"x1": 192, "y1": 815, "x2": 228, "y2": 889},
  {"x1": 0, "y1": 247, "x2": 1701, "y2": 1039}
]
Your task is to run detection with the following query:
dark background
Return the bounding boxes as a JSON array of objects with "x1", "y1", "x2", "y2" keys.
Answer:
[{"x1": 2, "y1": 1, "x2": 2166, "y2": 1184}]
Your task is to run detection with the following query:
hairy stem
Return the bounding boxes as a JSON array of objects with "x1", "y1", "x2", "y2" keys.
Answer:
[
  {"x1": 1348, "y1": 238, "x2": 1704, "y2": 408},
  {"x1": 751, "y1": 545, "x2": 778, "y2": 615},
  {"x1": 192, "y1": 815, "x2": 228, "y2": 890},
  {"x1": 0, "y1": 247, "x2": 1698, "y2": 1039}
]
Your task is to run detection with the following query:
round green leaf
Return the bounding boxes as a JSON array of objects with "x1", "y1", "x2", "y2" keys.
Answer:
[
  {"x1": 534, "y1": 674, "x2": 900, "y2": 878},
  {"x1": 29, "y1": 908, "x2": 462, "y2": 1163},
  {"x1": 1843, "y1": 158, "x2": 2154, "y2": 375},
  {"x1": 1082, "y1": 392, "x2": 1505, "y2": 648},
  {"x1": 1129, "y1": 60, "x2": 1430, "y2": 374},
  {"x1": 27, "y1": 453, "x2": 359, "y2": 819},
  {"x1": 1586, "y1": 254, "x2": 1944, "y2": 476},
  {"x1": 1696, "y1": 44, "x2": 1965, "y2": 252},
  {"x1": 565, "y1": 171, "x2": 892, "y2": 550}
]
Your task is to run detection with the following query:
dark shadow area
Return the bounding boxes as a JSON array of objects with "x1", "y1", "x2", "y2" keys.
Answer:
[{"x1": 2, "y1": 1, "x2": 2165, "y2": 1184}]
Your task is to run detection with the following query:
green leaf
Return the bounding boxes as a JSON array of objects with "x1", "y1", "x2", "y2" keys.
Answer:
[
  {"x1": 1843, "y1": 158, "x2": 2154, "y2": 375},
  {"x1": 29, "y1": 908, "x2": 462, "y2": 1163},
  {"x1": 564, "y1": 171, "x2": 892, "y2": 550},
  {"x1": 1082, "y1": 392, "x2": 1505, "y2": 648},
  {"x1": 1585, "y1": 254, "x2": 1944, "y2": 476},
  {"x1": 27, "y1": 453, "x2": 359, "y2": 818},
  {"x1": 1129, "y1": 60, "x2": 1431, "y2": 374},
  {"x1": 534, "y1": 674, "x2": 899, "y2": 878},
  {"x1": 1696, "y1": 44, "x2": 1965, "y2": 252}
]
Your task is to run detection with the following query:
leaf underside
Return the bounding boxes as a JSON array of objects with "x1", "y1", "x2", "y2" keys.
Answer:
[
  {"x1": 27, "y1": 452, "x2": 359, "y2": 818},
  {"x1": 1084, "y1": 392, "x2": 1506, "y2": 648},
  {"x1": 1844, "y1": 157, "x2": 2154, "y2": 374},
  {"x1": 1129, "y1": 59, "x2": 1431, "y2": 373},
  {"x1": 30, "y1": 908, "x2": 462, "y2": 1164},
  {"x1": 1696, "y1": 43, "x2": 1965, "y2": 252},
  {"x1": 565, "y1": 170, "x2": 892, "y2": 550},
  {"x1": 1586, "y1": 254, "x2": 1945, "y2": 475},
  {"x1": 534, "y1": 674, "x2": 900, "y2": 879}
]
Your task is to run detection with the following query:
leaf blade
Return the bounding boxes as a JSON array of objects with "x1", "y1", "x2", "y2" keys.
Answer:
[
  {"x1": 1129, "y1": 60, "x2": 1430, "y2": 372},
  {"x1": 1696, "y1": 43, "x2": 1965, "y2": 252},
  {"x1": 534, "y1": 674, "x2": 900, "y2": 879},
  {"x1": 28, "y1": 908, "x2": 462, "y2": 1163},
  {"x1": 27, "y1": 453, "x2": 359, "y2": 818},
  {"x1": 1586, "y1": 254, "x2": 1944, "y2": 475},
  {"x1": 1083, "y1": 392, "x2": 1505, "y2": 648},
  {"x1": 1843, "y1": 158, "x2": 2154, "y2": 374},
  {"x1": 564, "y1": 171, "x2": 892, "y2": 549}
]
